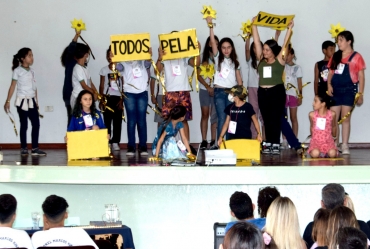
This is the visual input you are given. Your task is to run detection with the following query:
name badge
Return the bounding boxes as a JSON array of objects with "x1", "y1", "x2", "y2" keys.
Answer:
[
  {"x1": 172, "y1": 65, "x2": 182, "y2": 76},
  {"x1": 321, "y1": 69, "x2": 329, "y2": 81},
  {"x1": 316, "y1": 117, "x2": 326, "y2": 130},
  {"x1": 83, "y1": 114, "x2": 94, "y2": 128},
  {"x1": 177, "y1": 140, "x2": 186, "y2": 151},
  {"x1": 220, "y1": 67, "x2": 230, "y2": 79},
  {"x1": 228, "y1": 121, "x2": 237, "y2": 134},
  {"x1": 132, "y1": 67, "x2": 142, "y2": 78},
  {"x1": 335, "y1": 63, "x2": 345, "y2": 75},
  {"x1": 263, "y1": 66, "x2": 272, "y2": 78}
]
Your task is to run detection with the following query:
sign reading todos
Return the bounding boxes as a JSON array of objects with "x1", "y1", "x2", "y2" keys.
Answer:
[
  {"x1": 159, "y1": 29, "x2": 199, "y2": 61},
  {"x1": 253, "y1": 11, "x2": 295, "y2": 29},
  {"x1": 110, "y1": 33, "x2": 151, "y2": 62}
]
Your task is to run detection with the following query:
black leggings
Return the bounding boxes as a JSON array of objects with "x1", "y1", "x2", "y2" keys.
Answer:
[{"x1": 258, "y1": 84, "x2": 286, "y2": 144}]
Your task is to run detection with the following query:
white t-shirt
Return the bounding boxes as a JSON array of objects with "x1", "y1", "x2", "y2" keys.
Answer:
[
  {"x1": 213, "y1": 52, "x2": 240, "y2": 88},
  {"x1": 99, "y1": 65, "x2": 122, "y2": 96},
  {"x1": 285, "y1": 64, "x2": 303, "y2": 96},
  {"x1": 162, "y1": 58, "x2": 191, "y2": 92},
  {"x1": 31, "y1": 227, "x2": 98, "y2": 249},
  {"x1": 246, "y1": 59, "x2": 259, "y2": 88},
  {"x1": 150, "y1": 66, "x2": 164, "y2": 95},
  {"x1": 121, "y1": 60, "x2": 149, "y2": 93},
  {"x1": 12, "y1": 67, "x2": 36, "y2": 98},
  {"x1": 0, "y1": 227, "x2": 34, "y2": 249},
  {"x1": 199, "y1": 59, "x2": 214, "y2": 91},
  {"x1": 72, "y1": 64, "x2": 91, "y2": 98}
]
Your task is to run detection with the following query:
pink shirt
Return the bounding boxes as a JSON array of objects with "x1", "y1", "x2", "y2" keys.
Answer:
[{"x1": 328, "y1": 52, "x2": 366, "y2": 83}]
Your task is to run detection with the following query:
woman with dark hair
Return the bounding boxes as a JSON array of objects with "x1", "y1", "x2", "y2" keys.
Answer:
[
  {"x1": 336, "y1": 227, "x2": 368, "y2": 249},
  {"x1": 252, "y1": 17, "x2": 294, "y2": 154},
  {"x1": 257, "y1": 186, "x2": 280, "y2": 218},
  {"x1": 327, "y1": 31, "x2": 366, "y2": 155},
  {"x1": 221, "y1": 222, "x2": 265, "y2": 249},
  {"x1": 206, "y1": 16, "x2": 243, "y2": 141},
  {"x1": 198, "y1": 35, "x2": 219, "y2": 149}
]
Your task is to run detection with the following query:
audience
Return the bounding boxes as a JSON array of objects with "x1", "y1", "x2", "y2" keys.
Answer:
[
  {"x1": 264, "y1": 196, "x2": 306, "y2": 249},
  {"x1": 225, "y1": 191, "x2": 266, "y2": 233},
  {"x1": 345, "y1": 193, "x2": 355, "y2": 214},
  {"x1": 31, "y1": 195, "x2": 98, "y2": 249},
  {"x1": 303, "y1": 183, "x2": 370, "y2": 248},
  {"x1": 336, "y1": 227, "x2": 368, "y2": 249},
  {"x1": 0, "y1": 194, "x2": 33, "y2": 249},
  {"x1": 221, "y1": 222, "x2": 264, "y2": 249},
  {"x1": 257, "y1": 186, "x2": 280, "y2": 218},
  {"x1": 311, "y1": 208, "x2": 330, "y2": 249}
]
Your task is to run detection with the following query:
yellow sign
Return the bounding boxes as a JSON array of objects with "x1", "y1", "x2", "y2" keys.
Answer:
[
  {"x1": 110, "y1": 33, "x2": 151, "y2": 62},
  {"x1": 159, "y1": 29, "x2": 199, "y2": 61},
  {"x1": 253, "y1": 11, "x2": 295, "y2": 30},
  {"x1": 67, "y1": 129, "x2": 109, "y2": 160}
]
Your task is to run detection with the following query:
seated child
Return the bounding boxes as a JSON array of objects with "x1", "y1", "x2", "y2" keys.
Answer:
[
  {"x1": 225, "y1": 191, "x2": 266, "y2": 233},
  {"x1": 221, "y1": 222, "x2": 264, "y2": 249},
  {"x1": 308, "y1": 94, "x2": 337, "y2": 158},
  {"x1": 152, "y1": 105, "x2": 195, "y2": 161},
  {"x1": 217, "y1": 85, "x2": 262, "y2": 146}
]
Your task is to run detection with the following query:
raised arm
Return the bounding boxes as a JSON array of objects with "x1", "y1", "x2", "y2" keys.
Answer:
[
  {"x1": 251, "y1": 17, "x2": 263, "y2": 61},
  {"x1": 156, "y1": 47, "x2": 164, "y2": 73},
  {"x1": 277, "y1": 20, "x2": 294, "y2": 64},
  {"x1": 188, "y1": 41, "x2": 201, "y2": 67},
  {"x1": 245, "y1": 36, "x2": 251, "y2": 62},
  {"x1": 206, "y1": 16, "x2": 218, "y2": 56}
]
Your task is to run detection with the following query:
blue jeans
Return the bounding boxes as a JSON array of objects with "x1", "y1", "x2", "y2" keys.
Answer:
[
  {"x1": 214, "y1": 88, "x2": 232, "y2": 139},
  {"x1": 123, "y1": 91, "x2": 148, "y2": 149}
]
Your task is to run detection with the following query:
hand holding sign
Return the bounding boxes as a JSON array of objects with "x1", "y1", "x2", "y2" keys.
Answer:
[
  {"x1": 110, "y1": 33, "x2": 151, "y2": 62},
  {"x1": 253, "y1": 11, "x2": 295, "y2": 30}
]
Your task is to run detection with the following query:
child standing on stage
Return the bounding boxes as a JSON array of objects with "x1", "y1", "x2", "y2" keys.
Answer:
[
  {"x1": 198, "y1": 35, "x2": 219, "y2": 149},
  {"x1": 314, "y1": 41, "x2": 336, "y2": 96},
  {"x1": 70, "y1": 44, "x2": 98, "y2": 109},
  {"x1": 327, "y1": 31, "x2": 366, "y2": 155},
  {"x1": 152, "y1": 105, "x2": 195, "y2": 161},
  {"x1": 149, "y1": 66, "x2": 164, "y2": 127},
  {"x1": 4, "y1": 48, "x2": 46, "y2": 156},
  {"x1": 284, "y1": 47, "x2": 303, "y2": 137},
  {"x1": 206, "y1": 16, "x2": 243, "y2": 141},
  {"x1": 217, "y1": 85, "x2": 262, "y2": 146},
  {"x1": 308, "y1": 94, "x2": 337, "y2": 158},
  {"x1": 99, "y1": 48, "x2": 124, "y2": 151}
]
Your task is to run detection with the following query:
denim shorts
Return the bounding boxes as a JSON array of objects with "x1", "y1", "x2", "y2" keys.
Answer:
[{"x1": 331, "y1": 84, "x2": 357, "y2": 106}]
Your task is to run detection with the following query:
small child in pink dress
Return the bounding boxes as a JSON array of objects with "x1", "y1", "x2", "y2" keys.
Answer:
[{"x1": 308, "y1": 94, "x2": 338, "y2": 158}]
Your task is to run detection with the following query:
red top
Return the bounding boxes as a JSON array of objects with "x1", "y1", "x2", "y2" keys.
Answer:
[{"x1": 328, "y1": 52, "x2": 366, "y2": 83}]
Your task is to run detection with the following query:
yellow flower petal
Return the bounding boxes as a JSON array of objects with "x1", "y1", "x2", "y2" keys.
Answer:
[
  {"x1": 71, "y1": 18, "x2": 86, "y2": 31},
  {"x1": 329, "y1": 22, "x2": 345, "y2": 38},
  {"x1": 240, "y1": 20, "x2": 252, "y2": 34},
  {"x1": 201, "y1": 5, "x2": 217, "y2": 19}
]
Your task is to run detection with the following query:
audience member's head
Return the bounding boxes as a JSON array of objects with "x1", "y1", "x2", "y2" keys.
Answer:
[
  {"x1": 311, "y1": 208, "x2": 330, "y2": 246},
  {"x1": 229, "y1": 191, "x2": 254, "y2": 220},
  {"x1": 264, "y1": 197, "x2": 303, "y2": 249},
  {"x1": 42, "y1": 195, "x2": 69, "y2": 229},
  {"x1": 0, "y1": 194, "x2": 17, "y2": 226},
  {"x1": 221, "y1": 222, "x2": 265, "y2": 249},
  {"x1": 321, "y1": 183, "x2": 346, "y2": 210},
  {"x1": 257, "y1": 186, "x2": 280, "y2": 218},
  {"x1": 336, "y1": 227, "x2": 368, "y2": 249},
  {"x1": 345, "y1": 193, "x2": 355, "y2": 214},
  {"x1": 327, "y1": 206, "x2": 359, "y2": 249}
]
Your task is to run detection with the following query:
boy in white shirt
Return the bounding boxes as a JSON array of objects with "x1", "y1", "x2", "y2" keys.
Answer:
[
  {"x1": 31, "y1": 195, "x2": 98, "y2": 249},
  {"x1": 0, "y1": 194, "x2": 33, "y2": 249}
]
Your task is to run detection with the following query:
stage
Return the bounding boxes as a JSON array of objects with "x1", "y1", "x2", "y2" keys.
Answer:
[{"x1": 1, "y1": 148, "x2": 370, "y2": 249}]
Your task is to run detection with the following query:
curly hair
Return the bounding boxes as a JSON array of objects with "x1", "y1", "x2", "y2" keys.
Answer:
[{"x1": 257, "y1": 186, "x2": 280, "y2": 218}]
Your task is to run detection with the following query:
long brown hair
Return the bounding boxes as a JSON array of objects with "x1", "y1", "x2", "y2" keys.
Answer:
[
  {"x1": 311, "y1": 208, "x2": 330, "y2": 246},
  {"x1": 217, "y1": 37, "x2": 240, "y2": 72}
]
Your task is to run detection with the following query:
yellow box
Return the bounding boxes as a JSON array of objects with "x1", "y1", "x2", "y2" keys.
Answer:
[
  {"x1": 66, "y1": 129, "x2": 109, "y2": 161},
  {"x1": 220, "y1": 139, "x2": 260, "y2": 163}
]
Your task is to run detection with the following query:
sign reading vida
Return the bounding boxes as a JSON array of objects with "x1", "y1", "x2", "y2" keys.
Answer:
[
  {"x1": 159, "y1": 29, "x2": 199, "y2": 61},
  {"x1": 253, "y1": 11, "x2": 295, "y2": 29},
  {"x1": 110, "y1": 33, "x2": 151, "y2": 62}
]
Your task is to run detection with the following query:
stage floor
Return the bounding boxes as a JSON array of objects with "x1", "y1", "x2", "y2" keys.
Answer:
[{"x1": 0, "y1": 148, "x2": 369, "y2": 167}]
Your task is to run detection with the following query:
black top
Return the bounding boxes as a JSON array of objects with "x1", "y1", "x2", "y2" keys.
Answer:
[
  {"x1": 224, "y1": 102, "x2": 255, "y2": 140},
  {"x1": 63, "y1": 41, "x2": 78, "y2": 105},
  {"x1": 317, "y1": 60, "x2": 329, "y2": 84},
  {"x1": 303, "y1": 220, "x2": 370, "y2": 248}
]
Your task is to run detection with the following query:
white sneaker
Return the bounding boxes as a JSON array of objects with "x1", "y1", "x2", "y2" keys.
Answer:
[
  {"x1": 111, "y1": 143, "x2": 120, "y2": 151},
  {"x1": 341, "y1": 144, "x2": 350, "y2": 155},
  {"x1": 281, "y1": 140, "x2": 288, "y2": 150}
]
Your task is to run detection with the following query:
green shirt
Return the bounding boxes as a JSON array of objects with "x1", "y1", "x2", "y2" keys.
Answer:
[{"x1": 258, "y1": 59, "x2": 284, "y2": 86}]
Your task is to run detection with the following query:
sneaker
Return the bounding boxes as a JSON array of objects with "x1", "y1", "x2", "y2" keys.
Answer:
[
  {"x1": 261, "y1": 142, "x2": 271, "y2": 154},
  {"x1": 31, "y1": 148, "x2": 47, "y2": 156},
  {"x1": 200, "y1": 140, "x2": 208, "y2": 150},
  {"x1": 341, "y1": 144, "x2": 350, "y2": 155},
  {"x1": 139, "y1": 146, "x2": 148, "y2": 156},
  {"x1": 281, "y1": 140, "x2": 288, "y2": 150},
  {"x1": 126, "y1": 146, "x2": 135, "y2": 156},
  {"x1": 20, "y1": 148, "x2": 29, "y2": 156},
  {"x1": 111, "y1": 143, "x2": 120, "y2": 151},
  {"x1": 271, "y1": 144, "x2": 280, "y2": 155}
]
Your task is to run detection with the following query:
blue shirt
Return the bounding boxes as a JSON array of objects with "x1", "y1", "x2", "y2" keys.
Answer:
[
  {"x1": 152, "y1": 121, "x2": 184, "y2": 151},
  {"x1": 67, "y1": 110, "x2": 106, "y2": 132},
  {"x1": 225, "y1": 218, "x2": 266, "y2": 233}
]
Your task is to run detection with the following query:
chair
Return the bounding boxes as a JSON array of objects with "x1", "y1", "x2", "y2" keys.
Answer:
[
  {"x1": 37, "y1": 246, "x2": 95, "y2": 249},
  {"x1": 219, "y1": 139, "x2": 260, "y2": 164},
  {"x1": 213, "y1": 222, "x2": 227, "y2": 249}
]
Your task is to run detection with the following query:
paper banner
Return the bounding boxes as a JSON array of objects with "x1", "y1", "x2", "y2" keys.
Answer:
[
  {"x1": 67, "y1": 129, "x2": 109, "y2": 160},
  {"x1": 159, "y1": 29, "x2": 199, "y2": 61},
  {"x1": 110, "y1": 33, "x2": 151, "y2": 62},
  {"x1": 253, "y1": 11, "x2": 295, "y2": 30}
]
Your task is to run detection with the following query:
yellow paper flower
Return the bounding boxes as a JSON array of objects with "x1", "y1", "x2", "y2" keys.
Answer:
[
  {"x1": 199, "y1": 64, "x2": 215, "y2": 79},
  {"x1": 71, "y1": 18, "x2": 86, "y2": 31},
  {"x1": 240, "y1": 20, "x2": 252, "y2": 34},
  {"x1": 329, "y1": 23, "x2": 345, "y2": 38},
  {"x1": 201, "y1": 5, "x2": 217, "y2": 19}
]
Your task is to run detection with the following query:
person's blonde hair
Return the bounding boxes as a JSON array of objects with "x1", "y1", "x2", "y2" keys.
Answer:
[
  {"x1": 264, "y1": 197, "x2": 304, "y2": 249},
  {"x1": 327, "y1": 206, "x2": 359, "y2": 249},
  {"x1": 311, "y1": 208, "x2": 330, "y2": 246},
  {"x1": 345, "y1": 195, "x2": 355, "y2": 214}
]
